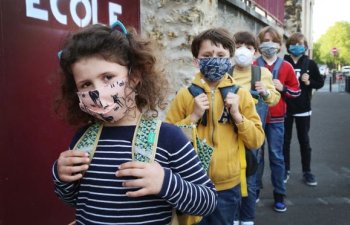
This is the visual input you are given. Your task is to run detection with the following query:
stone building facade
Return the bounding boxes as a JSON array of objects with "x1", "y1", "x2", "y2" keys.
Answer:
[
  {"x1": 141, "y1": 0, "x2": 283, "y2": 89},
  {"x1": 140, "y1": 0, "x2": 313, "y2": 113}
]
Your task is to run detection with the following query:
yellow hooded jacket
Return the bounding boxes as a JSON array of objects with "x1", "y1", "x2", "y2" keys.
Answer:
[{"x1": 166, "y1": 72, "x2": 265, "y2": 191}]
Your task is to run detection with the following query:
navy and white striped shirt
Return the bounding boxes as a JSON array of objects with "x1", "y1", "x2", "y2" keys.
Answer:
[{"x1": 53, "y1": 122, "x2": 217, "y2": 225}]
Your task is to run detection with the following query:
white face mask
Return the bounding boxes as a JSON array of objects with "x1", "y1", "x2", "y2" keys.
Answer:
[{"x1": 234, "y1": 46, "x2": 254, "y2": 67}]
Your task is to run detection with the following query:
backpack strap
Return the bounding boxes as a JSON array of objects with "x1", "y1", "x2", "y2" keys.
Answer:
[
  {"x1": 73, "y1": 115, "x2": 161, "y2": 164},
  {"x1": 188, "y1": 84, "x2": 207, "y2": 126},
  {"x1": 301, "y1": 56, "x2": 310, "y2": 74},
  {"x1": 219, "y1": 85, "x2": 239, "y2": 99},
  {"x1": 132, "y1": 115, "x2": 162, "y2": 163},
  {"x1": 256, "y1": 56, "x2": 283, "y2": 79},
  {"x1": 73, "y1": 122, "x2": 103, "y2": 161},
  {"x1": 250, "y1": 65, "x2": 261, "y2": 100},
  {"x1": 238, "y1": 137, "x2": 248, "y2": 197},
  {"x1": 272, "y1": 57, "x2": 283, "y2": 79}
]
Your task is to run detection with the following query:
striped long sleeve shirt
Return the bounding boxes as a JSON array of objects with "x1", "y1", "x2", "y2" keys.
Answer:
[{"x1": 53, "y1": 122, "x2": 217, "y2": 225}]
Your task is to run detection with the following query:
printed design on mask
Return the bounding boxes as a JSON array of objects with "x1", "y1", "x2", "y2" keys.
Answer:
[
  {"x1": 234, "y1": 47, "x2": 254, "y2": 67},
  {"x1": 259, "y1": 42, "x2": 279, "y2": 59},
  {"x1": 289, "y1": 45, "x2": 305, "y2": 57},
  {"x1": 77, "y1": 79, "x2": 136, "y2": 123},
  {"x1": 199, "y1": 57, "x2": 232, "y2": 82}
]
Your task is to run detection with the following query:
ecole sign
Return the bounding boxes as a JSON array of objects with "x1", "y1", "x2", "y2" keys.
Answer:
[{"x1": 26, "y1": 0, "x2": 122, "y2": 27}]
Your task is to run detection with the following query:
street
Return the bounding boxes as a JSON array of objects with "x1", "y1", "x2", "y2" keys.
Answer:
[{"x1": 255, "y1": 90, "x2": 350, "y2": 225}]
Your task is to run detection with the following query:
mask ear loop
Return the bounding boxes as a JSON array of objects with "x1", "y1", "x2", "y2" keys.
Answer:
[
  {"x1": 57, "y1": 50, "x2": 63, "y2": 60},
  {"x1": 111, "y1": 20, "x2": 128, "y2": 35}
]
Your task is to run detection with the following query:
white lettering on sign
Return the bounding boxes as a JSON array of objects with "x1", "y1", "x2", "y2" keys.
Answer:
[
  {"x1": 25, "y1": 0, "x2": 122, "y2": 27},
  {"x1": 109, "y1": 2, "x2": 122, "y2": 26}
]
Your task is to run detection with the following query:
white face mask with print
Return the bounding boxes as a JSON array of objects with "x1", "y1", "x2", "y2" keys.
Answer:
[{"x1": 234, "y1": 46, "x2": 254, "y2": 67}]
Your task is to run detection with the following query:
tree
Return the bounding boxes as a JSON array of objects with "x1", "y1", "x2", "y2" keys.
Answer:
[{"x1": 313, "y1": 21, "x2": 350, "y2": 69}]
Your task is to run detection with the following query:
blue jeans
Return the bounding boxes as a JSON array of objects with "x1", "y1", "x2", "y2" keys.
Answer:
[
  {"x1": 238, "y1": 150, "x2": 258, "y2": 222},
  {"x1": 265, "y1": 122, "x2": 286, "y2": 195},
  {"x1": 198, "y1": 185, "x2": 241, "y2": 225}
]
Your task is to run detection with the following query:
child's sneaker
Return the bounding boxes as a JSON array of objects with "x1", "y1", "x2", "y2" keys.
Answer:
[
  {"x1": 274, "y1": 202, "x2": 287, "y2": 212},
  {"x1": 283, "y1": 170, "x2": 290, "y2": 183},
  {"x1": 255, "y1": 189, "x2": 260, "y2": 203},
  {"x1": 303, "y1": 172, "x2": 318, "y2": 186},
  {"x1": 273, "y1": 192, "x2": 287, "y2": 212}
]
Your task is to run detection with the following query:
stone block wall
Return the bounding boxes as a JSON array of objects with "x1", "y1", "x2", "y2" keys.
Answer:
[{"x1": 140, "y1": 0, "x2": 281, "y2": 114}]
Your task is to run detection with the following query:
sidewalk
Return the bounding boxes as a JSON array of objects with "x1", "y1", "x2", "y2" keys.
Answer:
[{"x1": 255, "y1": 91, "x2": 350, "y2": 225}]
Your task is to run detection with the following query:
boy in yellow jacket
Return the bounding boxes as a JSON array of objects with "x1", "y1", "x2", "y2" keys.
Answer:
[{"x1": 166, "y1": 28, "x2": 264, "y2": 225}]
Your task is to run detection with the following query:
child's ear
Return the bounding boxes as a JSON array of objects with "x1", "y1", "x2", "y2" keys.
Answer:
[{"x1": 192, "y1": 58, "x2": 200, "y2": 68}]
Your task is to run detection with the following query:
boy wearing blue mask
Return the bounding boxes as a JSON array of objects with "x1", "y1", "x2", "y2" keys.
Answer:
[
  {"x1": 255, "y1": 26, "x2": 301, "y2": 213},
  {"x1": 232, "y1": 31, "x2": 281, "y2": 225},
  {"x1": 283, "y1": 32, "x2": 324, "y2": 186},
  {"x1": 166, "y1": 28, "x2": 265, "y2": 225}
]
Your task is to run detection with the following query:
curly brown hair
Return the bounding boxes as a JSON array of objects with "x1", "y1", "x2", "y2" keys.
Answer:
[{"x1": 55, "y1": 23, "x2": 169, "y2": 125}]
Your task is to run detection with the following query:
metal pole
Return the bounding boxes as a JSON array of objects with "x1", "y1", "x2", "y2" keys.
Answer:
[{"x1": 329, "y1": 76, "x2": 332, "y2": 92}]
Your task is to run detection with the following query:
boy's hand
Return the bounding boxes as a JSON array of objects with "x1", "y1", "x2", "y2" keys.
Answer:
[
  {"x1": 225, "y1": 92, "x2": 243, "y2": 123},
  {"x1": 191, "y1": 93, "x2": 209, "y2": 123},
  {"x1": 57, "y1": 150, "x2": 90, "y2": 182},
  {"x1": 116, "y1": 161, "x2": 165, "y2": 197},
  {"x1": 273, "y1": 79, "x2": 283, "y2": 91},
  {"x1": 301, "y1": 73, "x2": 310, "y2": 85}
]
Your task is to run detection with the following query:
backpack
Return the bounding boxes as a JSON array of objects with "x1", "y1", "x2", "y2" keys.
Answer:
[
  {"x1": 72, "y1": 115, "x2": 179, "y2": 225},
  {"x1": 187, "y1": 77, "x2": 254, "y2": 197}
]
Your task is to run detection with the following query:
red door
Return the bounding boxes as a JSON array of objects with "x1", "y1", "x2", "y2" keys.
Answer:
[{"x1": 0, "y1": 1, "x2": 139, "y2": 224}]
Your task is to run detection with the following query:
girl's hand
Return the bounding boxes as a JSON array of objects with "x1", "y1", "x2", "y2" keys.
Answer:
[
  {"x1": 57, "y1": 150, "x2": 90, "y2": 182},
  {"x1": 191, "y1": 93, "x2": 209, "y2": 123},
  {"x1": 116, "y1": 161, "x2": 165, "y2": 197},
  {"x1": 273, "y1": 79, "x2": 283, "y2": 91},
  {"x1": 225, "y1": 92, "x2": 243, "y2": 123}
]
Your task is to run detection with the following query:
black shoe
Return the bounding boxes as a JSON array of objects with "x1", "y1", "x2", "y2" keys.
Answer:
[{"x1": 303, "y1": 172, "x2": 317, "y2": 186}]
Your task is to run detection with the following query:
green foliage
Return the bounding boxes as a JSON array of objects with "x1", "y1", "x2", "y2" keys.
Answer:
[{"x1": 313, "y1": 21, "x2": 350, "y2": 69}]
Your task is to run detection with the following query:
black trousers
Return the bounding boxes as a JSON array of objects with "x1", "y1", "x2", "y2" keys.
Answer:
[{"x1": 283, "y1": 114, "x2": 312, "y2": 172}]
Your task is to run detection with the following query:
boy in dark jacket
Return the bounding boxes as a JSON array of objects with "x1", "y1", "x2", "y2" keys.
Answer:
[{"x1": 283, "y1": 32, "x2": 324, "y2": 186}]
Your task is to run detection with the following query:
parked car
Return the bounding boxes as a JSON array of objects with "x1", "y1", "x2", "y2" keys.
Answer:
[
  {"x1": 341, "y1": 66, "x2": 350, "y2": 75},
  {"x1": 319, "y1": 64, "x2": 329, "y2": 76}
]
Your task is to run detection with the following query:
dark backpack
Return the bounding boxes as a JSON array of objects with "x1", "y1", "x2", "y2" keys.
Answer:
[{"x1": 187, "y1": 72, "x2": 258, "y2": 177}]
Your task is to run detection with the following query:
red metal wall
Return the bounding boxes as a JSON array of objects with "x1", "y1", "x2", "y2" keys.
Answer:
[
  {"x1": 0, "y1": 1, "x2": 139, "y2": 224},
  {"x1": 253, "y1": 0, "x2": 285, "y2": 24}
]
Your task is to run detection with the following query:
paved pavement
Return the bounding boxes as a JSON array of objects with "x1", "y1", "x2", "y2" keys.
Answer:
[{"x1": 255, "y1": 82, "x2": 350, "y2": 225}]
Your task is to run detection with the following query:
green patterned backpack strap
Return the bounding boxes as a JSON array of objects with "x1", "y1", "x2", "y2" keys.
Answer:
[
  {"x1": 73, "y1": 122, "x2": 104, "y2": 161},
  {"x1": 177, "y1": 124, "x2": 214, "y2": 172},
  {"x1": 132, "y1": 115, "x2": 162, "y2": 163}
]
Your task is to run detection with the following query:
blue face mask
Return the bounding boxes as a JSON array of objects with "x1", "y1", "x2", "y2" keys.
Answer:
[
  {"x1": 199, "y1": 57, "x2": 232, "y2": 82},
  {"x1": 289, "y1": 45, "x2": 305, "y2": 57}
]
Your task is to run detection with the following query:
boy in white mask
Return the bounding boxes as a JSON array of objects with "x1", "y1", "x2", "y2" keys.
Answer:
[
  {"x1": 255, "y1": 26, "x2": 301, "y2": 213},
  {"x1": 231, "y1": 31, "x2": 280, "y2": 225}
]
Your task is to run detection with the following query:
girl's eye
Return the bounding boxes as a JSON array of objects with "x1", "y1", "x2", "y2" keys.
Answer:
[
  {"x1": 81, "y1": 82, "x2": 91, "y2": 89},
  {"x1": 103, "y1": 74, "x2": 114, "y2": 82}
]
